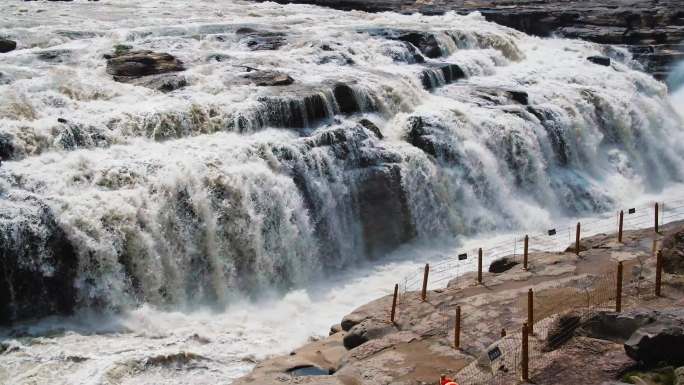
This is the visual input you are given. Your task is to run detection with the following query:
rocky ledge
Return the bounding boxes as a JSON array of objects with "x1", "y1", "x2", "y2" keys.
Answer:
[
  {"x1": 105, "y1": 49, "x2": 187, "y2": 92},
  {"x1": 254, "y1": 0, "x2": 684, "y2": 80},
  {"x1": 234, "y1": 222, "x2": 684, "y2": 385}
]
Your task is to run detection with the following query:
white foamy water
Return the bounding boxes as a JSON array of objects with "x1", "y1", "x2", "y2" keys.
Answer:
[{"x1": 1, "y1": 0, "x2": 684, "y2": 383}]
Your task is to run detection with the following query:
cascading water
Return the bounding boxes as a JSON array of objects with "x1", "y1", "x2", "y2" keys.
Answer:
[
  {"x1": 1, "y1": 0, "x2": 684, "y2": 383},
  {"x1": 670, "y1": 59, "x2": 684, "y2": 119}
]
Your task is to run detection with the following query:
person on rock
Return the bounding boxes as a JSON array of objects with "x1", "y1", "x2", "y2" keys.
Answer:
[{"x1": 439, "y1": 374, "x2": 458, "y2": 385}]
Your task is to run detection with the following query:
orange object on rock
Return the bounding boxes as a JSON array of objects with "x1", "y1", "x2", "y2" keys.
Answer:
[{"x1": 439, "y1": 375, "x2": 458, "y2": 385}]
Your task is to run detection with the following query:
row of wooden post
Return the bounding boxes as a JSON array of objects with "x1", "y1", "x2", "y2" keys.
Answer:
[
  {"x1": 389, "y1": 202, "x2": 666, "y2": 381},
  {"x1": 390, "y1": 252, "x2": 665, "y2": 381},
  {"x1": 617, "y1": 202, "x2": 662, "y2": 243},
  {"x1": 411, "y1": 203, "x2": 662, "y2": 303}
]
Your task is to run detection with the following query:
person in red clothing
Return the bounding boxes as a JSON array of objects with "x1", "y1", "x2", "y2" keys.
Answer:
[{"x1": 439, "y1": 374, "x2": 458, "y2": 385}]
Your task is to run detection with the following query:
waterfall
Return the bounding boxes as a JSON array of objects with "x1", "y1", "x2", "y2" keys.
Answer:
[
  {"x1": 1, "y1": 1, "x2": 683, "y2": 325},
  {"x1": 668, "y1": 59, "x2": 684, "y2": 93}
]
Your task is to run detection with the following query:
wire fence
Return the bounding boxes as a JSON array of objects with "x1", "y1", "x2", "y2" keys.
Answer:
[
  {"x1": 399, "y1": 199, "x2": 684, "y2": 296},
  {"x1": 387, "y1": 199, "x2": 681, "y2": 384},
  {"x1": 450, "y1": 256, "x2": 660, "y2": 385}
]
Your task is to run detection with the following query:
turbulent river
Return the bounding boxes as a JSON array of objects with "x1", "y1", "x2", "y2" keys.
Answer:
[{"x1": 1, "y1": 0, "x2": 684, "y2": 383}]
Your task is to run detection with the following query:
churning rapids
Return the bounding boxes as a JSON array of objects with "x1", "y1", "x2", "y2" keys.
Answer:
[{"x1": 1, "y1": 0, "x2": 684, "y2": 383}]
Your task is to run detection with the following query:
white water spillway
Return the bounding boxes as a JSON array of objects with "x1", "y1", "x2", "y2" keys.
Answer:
[{"x1": 1, "y1": 2, "x2": 684, "y2": 382}]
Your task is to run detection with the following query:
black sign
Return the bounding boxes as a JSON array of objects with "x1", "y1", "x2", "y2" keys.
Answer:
[
  {"x1": 488, "y1": 346, "x2": 502, "y2": 361},
  {"x1": 628, "y1": 208, "x2": 636, "y2": 214},
  {"x1": 547, "y1": 229, "x2": 556, "y2": 236},
  {"x1": 458, "y1": 253, "x2": 468, "y2": 260}
]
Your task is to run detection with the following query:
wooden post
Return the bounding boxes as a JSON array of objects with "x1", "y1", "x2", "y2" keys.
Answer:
[
  {"x1": 523, "y1": 235, "x2": 529, "y2": 270},
  {"x1": 527, "y1": 288, "x2": 534, "y2": 335},
  {"x1": 421, "y1": 264, "x2": 429, "y2": 301},
  {"x1": 618, "y1": 210, "x2": 624, "y2": 243},
  {"x1": 616, "y1": 261, "x2": 623, "y2": 312},
  {"x1": 652, "y1": 239, "x2": 658, "y2": 257},
  {"x1": 454, "y1": 305, "x2": 461, "y2": 349},
  {"x1": 655, "y1": 202, "x2": 659, "y2": 234},
  {"x1": 521, "y1": 323, "x2": 530, "y2": 382},
  {"x1": 390, "y1": 283, "x2": 398, "y2": 323},
  {"x1": 655, "y1": 250, "x2": 663, "y2": 297},
  {"x1": 477, "y1": 248, "x2": 483, "y2": 284},
  {"x1": 575, "y1": 222, "x2": 581, "y2": 255}
]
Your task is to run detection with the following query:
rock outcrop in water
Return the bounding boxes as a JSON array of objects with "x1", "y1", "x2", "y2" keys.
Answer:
[
  {"x1": 0, "y1": 38, "x2": 16, "y2": 53},
  {"x1": 0, "y1": 196, "x2": 78, "y2": 324},
  {"x1": 242, "y1": 70, "x2": 295, "y2": 86},
  {"x1": 236, "y1": 27, "x2": 287, "y2": 51},
  {"x1": 106, "y1": 50, "x2": 185, "y2": 80}
]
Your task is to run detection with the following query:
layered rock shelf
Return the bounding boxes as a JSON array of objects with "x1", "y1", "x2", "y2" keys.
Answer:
[{"x1": 255, "y1": 0, "x2": 684, "y2": 80}]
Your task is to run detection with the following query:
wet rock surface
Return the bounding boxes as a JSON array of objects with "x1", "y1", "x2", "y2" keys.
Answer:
[
  {"x1": 37, "y1": 49, "x2": 72, "y2": 63},
  {"x1": 106, "y1": 50, "x2": 185, "y2": 79},
  {"x1": 366, "y1": 29, "x2": 444, "y2": 58},
  {"x1": 126, "y1": 73, "x2": 188, "y2": 92},
  {"x1": 242, "y1": 70, "x2": 295, "y2": 86},
  {"x1": 358, "y1": 118, "x2": 382, "y2": 139},
  {"x1": 588, "y1": 55, "x2": 612, "y2": 66},
  {"x1": 259, "y1": 0, "x2": 684, "y2": 79},
  {"x1": 0, "y1": 38, "x2": 16, "y2": 53},
  {"x1": 0, "y1": 196, "x2": 78, "y2": 324},
  {"x1": 236, "y1": 27, "x2": 287, "y2": 50},
  {"x1": 419, "y1": 63, "x2": 466, "y2": 90}
]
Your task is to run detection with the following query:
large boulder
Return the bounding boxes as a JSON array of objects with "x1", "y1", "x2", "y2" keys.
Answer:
[
  {"x1": 489, "y1": 257, "x2": 518, "y2": 273},
  {"x1": 624, "y1": 316, "x2": 684, "y2": 366},
  {"x1": 106, "y1": 50, "x2": 185, "y2": 79},
  {"x1": 574, "y1": 309, "x2": 684, "y2": 367},
  {"x1": 342, "y1": 318, "x2": 395, "y2": 350},
  {"x1": 0, "y1": 38, "x2": 17, "y2": 53},
  {"x1": 577, "y1": 309, "x2": 657, "y2": 342}
]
